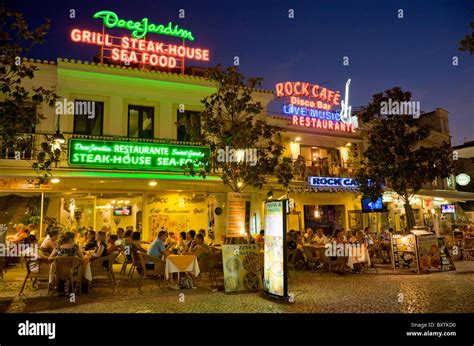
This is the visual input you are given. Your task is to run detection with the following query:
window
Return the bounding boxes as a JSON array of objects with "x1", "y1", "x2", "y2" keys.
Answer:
[
  {"x1": 73, "y1": 100, "x2": 104, "y2": 136},
  {"x1": 177, "y1": 110, "x2": 201, "y2": 142},
  {"x1": 128, "y1": 105, "x2": 154, "y2": 139}
]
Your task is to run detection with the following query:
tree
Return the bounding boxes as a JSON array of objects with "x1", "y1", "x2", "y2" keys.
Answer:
[
  {"x1": 459, "y1": 20, "x2": 474, "y2": 54},
  {"x1": 355, "y1": 87, "x2": 456, "y2": 230},
  {"x1": 0, "y1": 2, "x2": 58, "y2": 180},
  {"x1": 184, "y1": 65, "x2": 293, "y2": 192}
]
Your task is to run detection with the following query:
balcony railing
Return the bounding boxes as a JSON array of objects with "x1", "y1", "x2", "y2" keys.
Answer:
[
  {"x1": 0, "y1": 132, "x2": 204, "y2": 163},
  {"x1": 292, "y1": 157, "x2": 358, "y2": 181},
  {"x1": 0, "y1": 134, "x2": 36, "y2": 160}
]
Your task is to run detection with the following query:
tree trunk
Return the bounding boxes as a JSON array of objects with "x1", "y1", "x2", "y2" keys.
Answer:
[{"x1": 403, "y1": 191, "x2": 416, "y2": 230}]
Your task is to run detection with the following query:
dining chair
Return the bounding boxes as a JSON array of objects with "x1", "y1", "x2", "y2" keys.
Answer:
[
  {"x1": 137, "y1": 253, "x2": 166, "y2": 291},
  {"x1": 197, "y1": 254, "x2": 217, "y2": 287},
  {"x1": 49, "y1": 257, "x2": 83, "y2": 296},
  {"x1": 18, "y1": 259, "x2": 51, "y2": 295},
  {"x1": 0, "y1": 257, "x2": 4, "y2": 279},
  {"x1": 302, "y1": 246, "x2": 319, "y2": 270},
  {"x1": 287, "y1": 249, "x2": 299, "y2": 283},
  {"x1": 90, "y1": 252, "x2": 118, "y2": 291}
]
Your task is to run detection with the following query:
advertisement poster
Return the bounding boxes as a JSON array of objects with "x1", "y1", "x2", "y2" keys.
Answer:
[
  {"x1": 437, "y1": 237, "x2": 456, "y2": 272},
  {"x1": 226, "y1": 193, "x2": 251, "y2": 237},
  {"x1": 416, "y1": 235, "x2": 441, "y2": 272},
  {"x1": 263, "y1": 200, "x2": 288, "y2": 299},
  {"x1": 222, "y1": 244, "x2": 262, "y2": 293},
  {"x1": 391, "y1": 234, "x2": 419, "y2": 272}
]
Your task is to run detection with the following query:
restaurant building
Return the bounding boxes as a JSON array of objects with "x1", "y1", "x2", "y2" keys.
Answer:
[
  {"x1": 2, "y1": 58, "x2": 472, "y2": 241},
  {"x1": 1, "y1": 7, "x2": 472, "y2": 240}
]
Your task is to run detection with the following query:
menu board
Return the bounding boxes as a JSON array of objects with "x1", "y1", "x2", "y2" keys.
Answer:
[
  {"x1": 417, "y1": 235, "x2": 441, "y2": 272},
  {"x1": 263, "y1": 200, "x2": 288, "y2": 299},
  {"x1": 391, "y1": 234, "x2": 419, "y2": 272},
  {"x1": 437, "y1": 237, "x2": 456, "y2": 272},
  {"x1": 222, "y1": 244, "x2": 262, "y2": 293},
  {"x1": 226, "y1": 193, "x2": 251, "y2": 237}
]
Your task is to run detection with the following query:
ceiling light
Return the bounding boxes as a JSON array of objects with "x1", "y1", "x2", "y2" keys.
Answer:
[
  {"x1": 295, "y1": 137, "x2": 301, "y2": 142},
  {"x1": 51, "y1": 178, "x2": 60, "y2": 183},
  {"x1": 149, "y1": 181, "x2": 157, "y2": 186}
]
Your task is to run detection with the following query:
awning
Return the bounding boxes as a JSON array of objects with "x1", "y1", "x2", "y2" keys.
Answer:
[{"x1": 414, "y1": 189, "x2": 474, "y2": 201}]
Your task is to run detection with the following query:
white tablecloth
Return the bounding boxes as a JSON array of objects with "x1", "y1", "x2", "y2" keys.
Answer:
[
  {"x1": 165, "y1": 255, "x2": 200, "y2": 280},
  {"x1": 347, "y1": 245, "x2": 371, "y2": 269}
]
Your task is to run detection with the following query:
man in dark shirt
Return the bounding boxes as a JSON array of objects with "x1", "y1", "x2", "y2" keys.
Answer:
[{"x1": 84, "y1": 230, "x2": 97, "y2": 250}]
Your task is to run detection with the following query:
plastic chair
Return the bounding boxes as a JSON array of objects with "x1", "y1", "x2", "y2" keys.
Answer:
[
  {"x1": 90, "y1": 252, "x2": 118, "y2": 291},
  {"x1": 137, "y1": 253, "x2": 166, "y2": 291}
]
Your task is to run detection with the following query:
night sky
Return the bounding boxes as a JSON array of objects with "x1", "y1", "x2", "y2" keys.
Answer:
[{"x1": 11, "y1": 0, "x2": 474, "y2": 145}]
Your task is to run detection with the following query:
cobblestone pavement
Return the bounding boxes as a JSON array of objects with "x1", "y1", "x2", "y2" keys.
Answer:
[{"x1": 1, "y1": 261, "x2": 473, "y2": 313}]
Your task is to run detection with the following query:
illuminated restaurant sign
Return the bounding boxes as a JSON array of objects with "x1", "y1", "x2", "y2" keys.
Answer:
[
  {"x1": 68, "y1": 139, "x2": 208, "y2": 172},
  {"x1": 275, "y1": 79, "x2": 359, "y2": 133},
  {"x1": 70, "y1": 10, "x2": 210, "y2": 69},
  {"x1": 308, "y1": 176, "x2": 359, "y2": 188},
  {"x1": 93, "y1": 10, "x2": 194, "y2": 41}
]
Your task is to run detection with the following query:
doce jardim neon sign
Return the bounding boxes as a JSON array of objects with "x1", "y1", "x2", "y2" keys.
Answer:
[
  {"x1": 70, "y1": 10, "x2": 210, "y2": 69},
  {"x1": 68, "y1": 139, "x2": 208, "y2": 172},
  {"x1": 93, "y1": 10, "x2": 195, "y2": 41}
]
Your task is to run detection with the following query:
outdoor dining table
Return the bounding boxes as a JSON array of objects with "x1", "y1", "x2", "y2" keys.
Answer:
[
  {"x1": 165, "y1": 254, "x2": 200, "y2": 287},
  {"x1": 347, "y1": 244, "x2": 371, "y2": 269}
]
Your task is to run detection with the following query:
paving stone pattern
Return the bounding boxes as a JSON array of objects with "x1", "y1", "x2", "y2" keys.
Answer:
[{"x1": 1, "y1": 262, "x2": 473, "y2": 313}]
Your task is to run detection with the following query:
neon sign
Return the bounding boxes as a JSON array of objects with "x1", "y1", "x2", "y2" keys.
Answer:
[
  {"x1": 275, "y1": 82, "x2": 340, "y2": 106},
  {"x1": 275, "y1": 79, "x2": 359, "y2": 132},
  {"x1": 68, "y1": 139, "x2": 209, "y2": 172},
  {"x1": 308, "y1": 177, "x2": 359, "y2": 188},
  {"x1": 71, "y1": 29, "x2": 209, "y2": 68},
  {"x1": 93, "y1": 10, "x2": 194, "y2": 41}
]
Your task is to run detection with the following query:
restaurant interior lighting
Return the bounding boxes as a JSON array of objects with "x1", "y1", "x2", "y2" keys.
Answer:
[
  {"x1": 149, "y1": 181, "x2": 157, "y2": 186},
  {"x1": 71, "y1": 188, "x2": 77, "y2": 191},
  {"x1": 346, "y1": 142, "x2": 352, "y2": 147},
  {"x1": 51, "y1": 178, "x2": 60, "y2": 183},
  {"x1": 295, "y1": 137, "x2": 301, "y2": 142}
]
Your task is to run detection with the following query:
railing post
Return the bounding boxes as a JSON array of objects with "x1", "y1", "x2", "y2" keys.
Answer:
[{"x1": 40, "y1": 192, "x2": 45, "y2": 239}]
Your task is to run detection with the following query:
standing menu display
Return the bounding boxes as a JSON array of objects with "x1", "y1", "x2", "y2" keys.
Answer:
[
  {"x1": 263, "y1": 200, "x2": 288, "y2": 300},
  {"x1": 416, "y1": 235, "x2": 441, "y2": 272},
  {"x1": 222, "y1": 244, "x2": 262, "y2": 293},
  {"x1": 437, "y1": 237, "x2": 456, "y2": 272},
  {"x1": 391, "y1": 234, "x2": 419, "y2": 272}
]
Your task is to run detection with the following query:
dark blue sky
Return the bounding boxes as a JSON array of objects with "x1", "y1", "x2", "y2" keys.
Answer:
[{"x1": 13, "y1": 0, "x2": 474, "y2": 145}]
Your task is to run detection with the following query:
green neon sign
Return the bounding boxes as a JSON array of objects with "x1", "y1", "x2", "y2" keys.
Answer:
[
  {"x1": 93, "y1": 10, "x2": 195, "y2": 41},
  {"x1": 68, "y1": 139, "x2": 208, "y2": 172}
]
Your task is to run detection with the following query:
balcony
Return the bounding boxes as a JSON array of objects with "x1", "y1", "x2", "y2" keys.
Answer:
[
  {"x1": 0, "y1": 132, "x2": 203, "y2": 165},
  {"x1": 292, "y1": 157, "x2": 357, "y2": 181}
]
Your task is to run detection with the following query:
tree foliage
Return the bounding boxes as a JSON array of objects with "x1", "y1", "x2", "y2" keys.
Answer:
[
  {"x1": 355, "y1": 87, "x2": 456, "y2": 229},
  {"x1": 184, "y1": 65, "x2": 293, "y2": 192},
  {"x1": 0, "y1": 1, "x2": 58, "y2": 141},
  {"x1": 459, "y1": 20, "x2": 474, "y2": 54}
]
